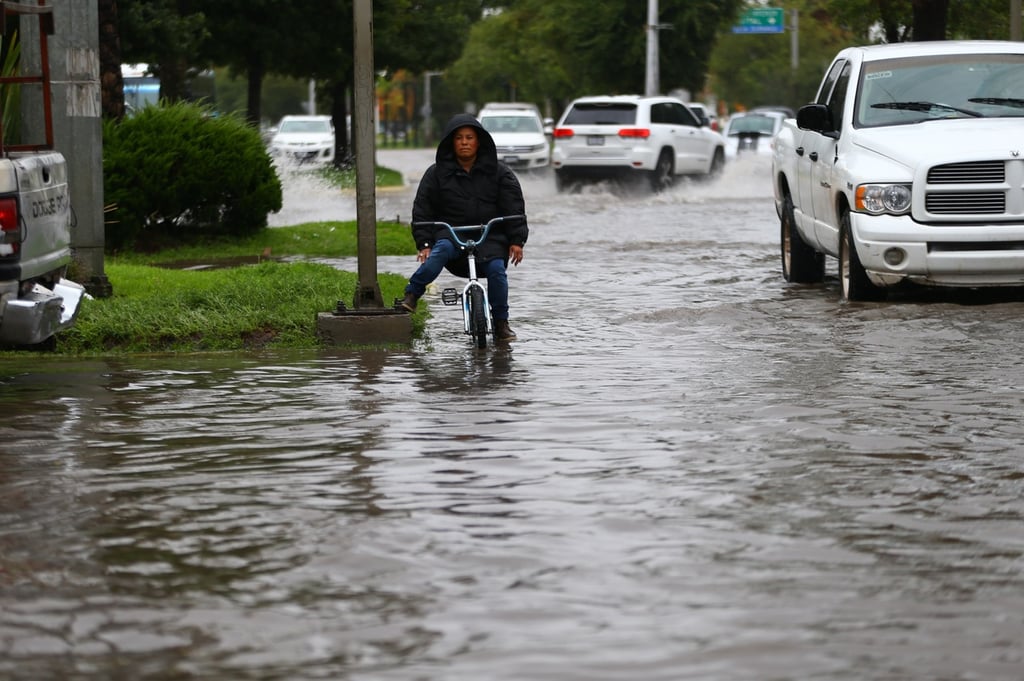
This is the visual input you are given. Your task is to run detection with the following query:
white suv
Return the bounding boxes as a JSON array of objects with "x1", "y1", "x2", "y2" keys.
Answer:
[
  {"x1": 268, "y1": 115, "x2": 335, "y2": 166},
  {"x1": 478, "y1": 103, "x2": 551, "y2": 173},
  {"x1": 551, "y1": 95, "x2": 725, "y2": 191}
]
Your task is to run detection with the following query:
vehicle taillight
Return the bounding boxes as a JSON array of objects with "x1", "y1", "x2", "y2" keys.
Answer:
[
  {"x1": 553, "y1": 128, "x2": 575, "y2": 138},
  {"x1": 0, "y1": 198, "x2": 18, "y2": 256},
  {"x1": 618, "y1": 128, "x2": 651, "y2": 139}
]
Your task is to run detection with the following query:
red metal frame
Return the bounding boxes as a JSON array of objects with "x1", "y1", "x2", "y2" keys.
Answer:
[{"x1": 0, "y1": 1, "x2": 55, "y2": 154}]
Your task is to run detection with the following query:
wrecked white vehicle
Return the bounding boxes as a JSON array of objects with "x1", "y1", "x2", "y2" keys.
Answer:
[{"x1": 0, "y1": 151, "x2": 85, "y2": 347}]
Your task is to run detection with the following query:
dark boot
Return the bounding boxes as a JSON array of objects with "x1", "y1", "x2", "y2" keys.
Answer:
[
  {"x1": 398, "y1": 292, "x2": 419, "y2": 312},
  {"x1": 494, "y1": 319, "x2": 517, "y2": 341}
]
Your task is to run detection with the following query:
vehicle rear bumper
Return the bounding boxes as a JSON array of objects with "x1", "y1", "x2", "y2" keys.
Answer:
[
  {"x1": 552, "y1": 147, "x2": 656, "y2": 172},
  {"x1": 0, "y1": 278, "x2": 87, "y2": 346},
  {"x1": 553, "y1": 165, "x2": 649, "y2": 182}
]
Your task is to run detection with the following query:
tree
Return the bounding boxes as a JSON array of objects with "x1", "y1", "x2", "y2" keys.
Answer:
[
  {"x1": 98, "y1": 0, "x2": 125, "y2": 120},
  {"x1": 707, "y1": 0, "x2": 1016, "y2": 116},
  {"x1": 825, "y1": 0, "x2": 1011, "y2": 42},
  {"x1": 709, "y1": 1, "x2": 856, "y2": 114},
  {"x1": 446, "y1": 0, "x2": 745, "y2": 116},
  {"x1": 116, "y1": 0, "x2": 208, "y2": 102},
  {"x1": 200, "y1": 1, "x2": 316, "y2": 127}
]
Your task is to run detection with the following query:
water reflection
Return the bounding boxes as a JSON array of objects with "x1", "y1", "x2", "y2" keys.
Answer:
[{"x1": 3, "y1": 158, "x2": 1024, "y2": 680}]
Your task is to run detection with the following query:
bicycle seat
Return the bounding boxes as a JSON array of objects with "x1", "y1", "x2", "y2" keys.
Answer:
[
  {"x1": 444, "y1": 255, "x2": 471, "y2": 278},
  {"x1": 443, "y1": 253, "x2": 510, "y2": 278}
]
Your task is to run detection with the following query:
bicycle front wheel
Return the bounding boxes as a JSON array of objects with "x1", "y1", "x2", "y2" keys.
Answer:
[{"x1": 469, "y1": 286, "x2": 488, "y2": 349}]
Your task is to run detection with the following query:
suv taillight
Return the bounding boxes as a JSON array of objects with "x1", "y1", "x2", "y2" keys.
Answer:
[
  {"x1": 0, "y1": 198, "x2": 18, "y2": 256},
  {"x1": 553, "y1": 128, "x2": 575, "y2": 138},
  {"x1": 618, "y1": 128, "x2": 650, "y2": 139}
]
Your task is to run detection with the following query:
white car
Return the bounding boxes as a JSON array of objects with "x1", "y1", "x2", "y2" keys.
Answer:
[
  {"x1": 478, "y1": 103, "x2": 551, "y2": 173},
  {"x1": 686, "y1": 102, "x2": 720, "y2": 131},
  {"x1": 551, "y1": 95, "x2": 725, "y2": 191},
  {"x1": 722, "y1": 110, "x2": 785, "y2": 159},
  {"x1": 269, "y1": 115, "x2": 335, "y2": 166}
]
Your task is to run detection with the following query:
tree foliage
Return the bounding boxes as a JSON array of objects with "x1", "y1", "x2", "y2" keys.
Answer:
[
  {"x1": 103, "y1": 103, "x2": 282, "y2": 250},
  {"x1": 707, "y1": 0, "x2": 1016, "y2": 116},
  {"x1": 117, "y1": 0, "x2": 208, "y2": 102},
  {"x1": 109, "y1": 0, "x2": 1020, "y2": 135},
  {"x1": 825, "y1": 0, "x2": 1011, "y2": 42},
  {"x1": 447, "y1": 0, "x2": 745, "y2": 115}
]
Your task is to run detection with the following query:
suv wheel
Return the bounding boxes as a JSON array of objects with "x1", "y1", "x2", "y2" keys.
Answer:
[
  {"x1": 554, "y1": 169, "x2": 573, "y2": 193},
  {"x1": 649, "y1": 150, "x2": 673, "y2": 192}
]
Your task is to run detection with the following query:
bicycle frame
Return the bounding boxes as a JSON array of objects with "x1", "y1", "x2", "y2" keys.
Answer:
[
  {"x1": 410, "y1": 215, "x2": 524, "y2": 347},
  {"x1": 459, "y1": 253, "x2": 489, "y2": 336}
]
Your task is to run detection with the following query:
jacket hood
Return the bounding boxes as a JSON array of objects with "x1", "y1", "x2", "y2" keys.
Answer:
[{"x1": 436, "y1": 113, "x2": 498, "y2": 174}]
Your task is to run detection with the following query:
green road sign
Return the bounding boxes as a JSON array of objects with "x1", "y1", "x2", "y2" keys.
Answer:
[{"x1": 732, "y1": 7, "x2": 785, "y2": 34}]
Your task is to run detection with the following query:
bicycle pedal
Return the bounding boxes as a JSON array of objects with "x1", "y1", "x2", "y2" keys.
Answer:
[{"x1": 441, "y1": 288, "x2": 460, "y2": 305}]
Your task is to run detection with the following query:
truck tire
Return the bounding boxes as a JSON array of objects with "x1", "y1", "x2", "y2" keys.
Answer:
[
  {"x1": 780, "y1": 192, "x2": 824, "y2": 283},
  {"x1": 709, "y1": 148, "x2": 725, "y2": 178},
  {"x1": 839, "y1": 210, "x2": 885, "y2": 301}
]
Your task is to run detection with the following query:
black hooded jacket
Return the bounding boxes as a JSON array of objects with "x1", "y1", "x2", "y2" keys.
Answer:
[{"x1": 411, "y1": 113, "x2": 529, "y2": 265}]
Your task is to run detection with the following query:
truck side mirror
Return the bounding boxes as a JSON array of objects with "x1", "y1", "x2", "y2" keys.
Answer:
[{"x1": 796, "y1": 104, "x2": 832, "y2": 134}]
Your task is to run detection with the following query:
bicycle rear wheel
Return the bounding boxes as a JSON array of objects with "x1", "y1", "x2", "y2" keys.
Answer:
[{"x1": 469, "y1": 286, "x2": 488, "y2": 349}]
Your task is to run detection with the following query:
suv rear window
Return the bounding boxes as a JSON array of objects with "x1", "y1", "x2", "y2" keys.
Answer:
[{"x1": 563, "y1": 103, "x2": 637, "y2": 125}]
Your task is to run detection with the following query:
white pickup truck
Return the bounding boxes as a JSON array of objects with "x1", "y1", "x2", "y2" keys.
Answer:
[
  {"x1": 772, "y1": 41, "x2": 1024, "y2": 300},
  {"x1": 0, "y1": 151, "x2": 86, "y2": 348}
]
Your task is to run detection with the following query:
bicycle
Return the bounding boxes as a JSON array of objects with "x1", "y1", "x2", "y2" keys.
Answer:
[{"x1": 410, "y1": 215, "x2": 525, "y2": 349}]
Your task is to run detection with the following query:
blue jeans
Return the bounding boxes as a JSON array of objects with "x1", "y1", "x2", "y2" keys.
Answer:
[{"x1": 405, "y1": 239, "x2": 511, "y2": 321}]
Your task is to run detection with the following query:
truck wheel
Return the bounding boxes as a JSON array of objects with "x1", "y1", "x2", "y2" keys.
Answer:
[
  {"x1": 839, "y1": 211, "x2": 885, "y2": 301},
  {"x1": 649, "y1": 150, "x2": 673, "y2": 192},
  {"x1": 780, "y1": 192, "x2": 824, "y2": 283},
  {"x1": 709, "y1": 148, "x2": 725, "y2": 178}
]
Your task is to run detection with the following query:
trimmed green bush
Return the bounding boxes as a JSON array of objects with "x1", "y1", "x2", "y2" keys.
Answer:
[{"x1": 103, "y1": 102, "x2": 282, "y2": 251}]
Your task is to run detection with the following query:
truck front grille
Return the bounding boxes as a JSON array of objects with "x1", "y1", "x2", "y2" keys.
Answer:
[
  {"x1": 926, "y1": 191, "x2": 1005, "y2": 214},
  {"x1": 496, "y1": 145, "x2": 538, "y2": 154},
  {"x1": 927, "y1": 161, "x2": 1005, "y2": 184},
  {"x1": 924, "y1": 159, "x2": 1024, "y2": 218}
]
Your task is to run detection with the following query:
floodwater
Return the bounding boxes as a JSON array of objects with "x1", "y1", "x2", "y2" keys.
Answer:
[{"x1": 2, "y1": 151, "x2": 1023, "y2": 680}]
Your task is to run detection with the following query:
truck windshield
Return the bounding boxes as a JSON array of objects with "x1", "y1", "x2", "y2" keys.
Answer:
[{"x1": 856, "y1": 53, "x2": 1024, "y2": 127}]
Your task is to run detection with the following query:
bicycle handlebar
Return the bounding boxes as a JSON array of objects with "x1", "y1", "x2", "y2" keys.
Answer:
[{"x1": 411, "y1": 214, "x2": 526, "y2": 250}]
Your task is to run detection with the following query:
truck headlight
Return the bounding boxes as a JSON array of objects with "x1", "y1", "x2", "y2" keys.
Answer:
[{"x1": 855, "y1": 184, "x2": 912, "y2": 215}]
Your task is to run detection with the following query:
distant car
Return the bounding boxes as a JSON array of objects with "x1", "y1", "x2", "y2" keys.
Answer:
[
  {"x1": 750, "y1": 105, "x2": 796, "y2": 119},
  {"x1": 551, "y1": 94, "x2": 726, "y2": 192},
  {"x1": 722, "y1": 110, "x2": 786, "y2": 159},
  {"x1": 687, "y1": 102, "x2": 720, "y2": 131},
  {"x1": 269, "y1": 115, "x2": 335, "y2": 166},
  {"x1": 478, "y1": 103, "x2": 551, "y2": 173}
]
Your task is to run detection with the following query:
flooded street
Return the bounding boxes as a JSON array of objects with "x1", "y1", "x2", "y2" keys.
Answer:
[{"x1": 2, "y1": 151, "x2": 1023, "y2": 680}]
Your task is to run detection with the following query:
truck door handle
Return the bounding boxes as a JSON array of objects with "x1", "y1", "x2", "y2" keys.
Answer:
[
  {"x1": 809, "y1": 152, "x2": 818, "y2": 161},
  {"x1": 796, "y1": 146, "x2": 805, "y2": 156}
]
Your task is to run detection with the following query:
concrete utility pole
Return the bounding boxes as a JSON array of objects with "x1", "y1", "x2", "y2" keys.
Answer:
[
  {"x1": 352, "y1": 0, "x2": 381, "y2": 309},
  {"x1": 22, "y1": 0, "x2": 111, "y2": 297},
  {"x1": 1013, "y1": 0, "x2": 1022, "y2": 41},
  {"x1": 316, "y1": 0, "x2": 411, "y2": 345},
  {"x1": 645, "y1": 0, "x2": 659, "y2": 96}
]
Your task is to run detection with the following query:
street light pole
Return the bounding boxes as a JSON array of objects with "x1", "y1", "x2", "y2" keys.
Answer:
[
  {"x1": 422, "y1": 70, "x2": 443, "y2": 146},
  {"x1": 645, "y1": 0, "x2": 659, "y2": 96}
]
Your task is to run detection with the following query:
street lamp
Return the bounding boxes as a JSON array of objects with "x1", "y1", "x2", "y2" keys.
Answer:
[
  {"x1": 422, "y1": 70, "x2": 444, "y2": 145},
  {"x1": 645, "y1": 0, "x2": 672, "y2": 96}
]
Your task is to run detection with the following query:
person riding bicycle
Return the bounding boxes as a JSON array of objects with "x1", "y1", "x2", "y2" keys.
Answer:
[{"x1": 398, "y1": 113, "x2": 529, "y2": 341}]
